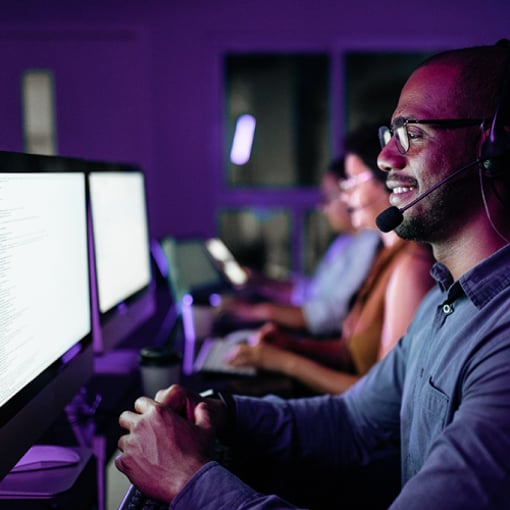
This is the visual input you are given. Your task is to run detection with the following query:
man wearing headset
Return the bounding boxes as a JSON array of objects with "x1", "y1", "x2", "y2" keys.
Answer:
[{"x1": 116, "y1": 42, "x2": 510, "y2": 509}]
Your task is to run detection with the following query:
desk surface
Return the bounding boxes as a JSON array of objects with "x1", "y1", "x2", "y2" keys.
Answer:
[{"x1": 180, "y1": 370, "x2": 299, "y2": 399}]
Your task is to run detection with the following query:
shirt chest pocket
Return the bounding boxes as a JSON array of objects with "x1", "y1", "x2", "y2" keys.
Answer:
[{"x1": 408, "y1": 379, "x2": 450, "y2": 473}]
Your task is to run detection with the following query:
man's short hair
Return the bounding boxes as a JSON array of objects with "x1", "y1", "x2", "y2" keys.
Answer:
[{"x1": 417, "y1": 41, "x2": 510, "y2": 121}]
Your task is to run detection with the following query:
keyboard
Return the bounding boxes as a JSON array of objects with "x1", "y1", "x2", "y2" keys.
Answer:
[
  {"x1": 118, "y1": 484, "x2": 169, "y2": 510},
  {"x1": 193, "y1": 329, "x2": 257, "y2": 376}
]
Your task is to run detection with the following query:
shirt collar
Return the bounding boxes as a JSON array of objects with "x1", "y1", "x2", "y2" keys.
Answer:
[{"x1": 430, "y1": 244, "x2": 510, "y2": 309}]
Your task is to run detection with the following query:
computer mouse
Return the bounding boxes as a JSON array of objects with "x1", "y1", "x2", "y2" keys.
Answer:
[{"x1": 11, "y1": 445, "x2": 81, "y2": 473}]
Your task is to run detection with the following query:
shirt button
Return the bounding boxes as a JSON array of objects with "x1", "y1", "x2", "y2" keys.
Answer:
[{"x1": 442, "y1": 303, "x2": 453, "y2": 314}]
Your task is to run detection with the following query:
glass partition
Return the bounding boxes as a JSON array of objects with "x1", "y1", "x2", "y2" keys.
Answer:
[
  {"x1": 218, "y1": 208, "x2": 291, "y2": 279},
  {"x1": 225, "y1": 54, "x2": 330, "y2": 187},
  {"x1": 344, "y1": 51, "x2": 435, "y2": 130}
]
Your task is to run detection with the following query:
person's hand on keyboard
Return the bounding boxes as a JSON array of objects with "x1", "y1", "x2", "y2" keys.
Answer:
[
  {"x1": 224, "y1": 322, "x2": 298, "y2": 373},
  {"x1": 115, "y1": 385, "x2": 230, "y2": 504}
]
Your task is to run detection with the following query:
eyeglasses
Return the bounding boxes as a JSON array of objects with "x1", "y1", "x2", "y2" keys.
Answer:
[
  {"x1": 378, "y1": 117, "x2": 485, "y2": 154},
  {"x1": 339, "y1": 170, "x2": 373, "y2": 192}
]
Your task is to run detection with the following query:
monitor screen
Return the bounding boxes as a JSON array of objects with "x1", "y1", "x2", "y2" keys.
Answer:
[
  {"x1": 160, "y1": 237, "x2": 225, "y2": 305},
  {"x1": 0, "y1": 168, "x2": 92, "y2": 482},
  {"x1": 88, "y1": 168, "x2": 155, "y2": 355}
]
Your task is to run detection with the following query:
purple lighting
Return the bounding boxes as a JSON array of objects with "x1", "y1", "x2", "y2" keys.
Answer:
[{"x1": 230, "y1": 114, "x2": 256, "y2": 165}]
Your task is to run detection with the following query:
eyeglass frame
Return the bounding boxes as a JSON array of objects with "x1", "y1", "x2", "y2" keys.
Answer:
[
  {"x1": 338, "y1": 170, "x2": 374, "y2": 192},
  {"x1": 378, "y1": 117, "x2": 486, "y2": 155}
]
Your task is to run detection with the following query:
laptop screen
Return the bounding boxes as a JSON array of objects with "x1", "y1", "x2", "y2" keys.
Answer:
[
  {"x1": 160, "y1": 237, "x2": 224, "y2": 304},
  {"x1": 205, "y1": 238, "x2": 249, "y2": 287}
]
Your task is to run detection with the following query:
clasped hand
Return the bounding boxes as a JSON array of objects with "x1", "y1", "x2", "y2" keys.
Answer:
[{"x1": 115, "y1": 384, "x2": 227, "y2": 503}]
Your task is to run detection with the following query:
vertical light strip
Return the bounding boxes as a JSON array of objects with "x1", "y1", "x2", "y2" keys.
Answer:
[
  {"x1": 22, "y1": 70, "x2": 57, "y2": 155},
  {"x1": 230, "y1": 114, "x2": 256, "y2": 165}
]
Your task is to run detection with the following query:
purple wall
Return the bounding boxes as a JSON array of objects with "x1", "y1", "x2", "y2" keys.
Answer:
[{"x1": 0, "y1": 0, "x2": 509, "y2": 240}]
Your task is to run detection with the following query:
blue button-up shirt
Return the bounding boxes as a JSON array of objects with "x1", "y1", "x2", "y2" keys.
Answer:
[{"x1": 171, "y1": 244, "x2": 510, "y2": 509}]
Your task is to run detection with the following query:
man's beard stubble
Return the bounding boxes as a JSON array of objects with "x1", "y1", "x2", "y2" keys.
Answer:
[{"x1": 393, "y1": 178, "x2": 469, "y2": 244}]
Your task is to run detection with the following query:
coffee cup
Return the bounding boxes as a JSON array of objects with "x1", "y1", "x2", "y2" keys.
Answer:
[{"x1": 139, "y1": 347, "x2": 182, "y2": 398}]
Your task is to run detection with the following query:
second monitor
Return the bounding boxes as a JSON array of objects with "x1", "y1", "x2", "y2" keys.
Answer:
[{"x1": 88, "y1": 166, "x2": 156, "y2": 357}]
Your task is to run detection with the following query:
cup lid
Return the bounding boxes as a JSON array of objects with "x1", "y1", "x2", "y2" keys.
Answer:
[{"x1": 139, "y1": 347, "x2": 182, "y2": 366}]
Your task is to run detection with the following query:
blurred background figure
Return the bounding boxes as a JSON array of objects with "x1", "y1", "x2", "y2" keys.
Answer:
[
  {"x1": 220, "y1": 157, "x2": 381, "y2": 336},
  {"x1": 225, "y1": 123, "x2": 435, "y2": 395}
]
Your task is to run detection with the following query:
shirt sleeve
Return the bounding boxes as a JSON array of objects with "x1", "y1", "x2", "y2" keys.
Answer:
[
  {"x1": 232, "y1": 355, "x2": 403, "y2": 468},
  {"x1": 291, "y1": 234, "x2": 352, "y2": 305},
  {"x1": 170, "y1": 461, "x2": 300, "y2": 509},
  {"x1": 301, "y1": 230, "x2": 381, "y2": 335}
]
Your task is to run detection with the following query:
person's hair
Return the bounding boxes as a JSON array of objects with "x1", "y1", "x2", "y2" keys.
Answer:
[
  {"x1": 416, "y1": 40, "x2": 510, "y2": 121},
  {"x1": 343, "y1": 122, "x2": 388, "y2": 185},
  {"x1": 327, "y1": 157, "x2": 346, "y2": 180}
]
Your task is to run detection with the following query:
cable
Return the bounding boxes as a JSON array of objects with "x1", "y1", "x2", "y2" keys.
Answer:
[{"x1": 479, "y1": 165, "x2": 510, "y2": 244}]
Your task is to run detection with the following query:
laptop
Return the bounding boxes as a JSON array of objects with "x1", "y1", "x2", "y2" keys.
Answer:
[
  {"x1": 193, "y1": 328, "x2": 258, "y2": 376},
  {"x1": 159, "y1": 236, "x2": 229, "y2": 304},
  {"x1": 204, "y1": 237, "x2": 249, "y2": 288},
  {"x1": 159, "y1": 236, "x2": 261, "y2": 376},
  {"x1": 204, "y1": 237, "x2": 270, "y2": 308}
]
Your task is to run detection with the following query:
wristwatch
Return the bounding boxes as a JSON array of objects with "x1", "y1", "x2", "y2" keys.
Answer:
[
  {"x1": 200, "y1": 389, "x2": 235, "y2": 467},
  {"x1": 200, "y1": 388, "x2": 236, "y2": 425}
]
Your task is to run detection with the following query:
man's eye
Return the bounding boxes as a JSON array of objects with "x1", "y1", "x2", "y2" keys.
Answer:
[{"x1": 407, "y1": 129, "x2": 423, "y2": 140}]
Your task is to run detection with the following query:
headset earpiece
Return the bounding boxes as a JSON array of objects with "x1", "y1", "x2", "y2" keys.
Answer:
[
  {"x1": 480, "y1": 41, "x2": 510, "y2": 178},
  {"x1": 480, "y1": 123, "x2": 510, "y2": 177}
]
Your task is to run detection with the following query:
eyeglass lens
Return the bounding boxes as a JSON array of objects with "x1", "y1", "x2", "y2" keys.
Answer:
[{"x1": 378, "y1": 123, "x2": 408, "y2": 154}]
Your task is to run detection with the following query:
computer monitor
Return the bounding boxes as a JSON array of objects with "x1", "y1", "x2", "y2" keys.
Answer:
[
  {"x1": 88, "y1": 166, "x2": 155, "y2": 358},
  {"x1": 0, "y1": 165, "x2": 93, "y2": 483}
]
